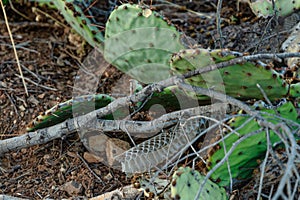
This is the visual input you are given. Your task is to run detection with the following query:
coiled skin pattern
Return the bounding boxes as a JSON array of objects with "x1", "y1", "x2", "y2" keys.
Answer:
[{"x1": 117, "y1": 117, "x2": 209, "y2": 173}]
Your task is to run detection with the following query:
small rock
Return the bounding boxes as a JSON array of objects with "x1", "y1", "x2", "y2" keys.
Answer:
[
  {"x1": 66, "y1": 151, "x2": 77, "y2": 158},
  {"x1": 106, "y1": 138, "x2": 130, "y2": 167},
  {"x1": 18, "y1": 105, "x2": 26, "y2": 111},
  {"x1": 62, "y1": 181, "x2": 82, "y2": 196},
  {"x1": 27, "y1": 95, "x2": 39, "y2": 106},
  {"x1": 28, "y1": 65, "x2": 34, "y2": 71},
  {"x1": 83, "y1": 152, "x2": 103, "y2": 163},
  {"x1": 37, "y1": 93, "x2": 45, "y2": 99},
  {"x1": 103, "y1": 172, "x2": 113, "y2": 181},
  {"x1": 84, "y1": 132, "x2": 109, "y2": 153},
  {"x1": 0, "y1": 81, "x2": 7, "y2": 88}
]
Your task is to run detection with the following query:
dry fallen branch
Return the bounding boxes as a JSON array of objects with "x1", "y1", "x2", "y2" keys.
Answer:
[{"x1": 0, "y1": 104, "x2": 230, "y2": 154}]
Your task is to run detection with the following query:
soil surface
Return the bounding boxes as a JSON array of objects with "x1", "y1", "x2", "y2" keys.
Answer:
[{"x1": 0, "y1": 0, "x2": 298, "y2": 199}]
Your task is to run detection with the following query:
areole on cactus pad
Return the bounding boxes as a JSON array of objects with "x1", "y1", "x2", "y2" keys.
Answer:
[
  {"x1": 170, "y1": 48, "x2": 297, "y2": 101},
  {"x1": 104, "y1": 3, "x2": 185, "y2": 83},
  {"x1": 52, "y1": 0, "x2": 104, "y2": 48},
  {"x1": 171, "y1": 167, "x2": 228, "y2": 200},
  {"x1": 248, "y1": 0, "x2": 300, "y2": 18},
  {"x1": 26, "y1": 94, "x2": 115, "y2": 132}
]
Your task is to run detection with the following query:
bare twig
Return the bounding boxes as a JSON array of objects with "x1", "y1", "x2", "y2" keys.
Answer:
[
  {"x1": 183, "y1": 52, "x2": 300, "y2": 79},
  {"x1": 31, "y1": 7, "x2": 68, "y2": 29},
  {"x1": 257, "y1": 128, "x2": 271, "y2": 200},
  {"x1": 175, "y1": 78, "x2": 255, "y2": 115},
  {"x1": 8, "y1": 0, "x2": 30, "y2": 20},
  {"x1": 0, "y1": 105, "x2": 227, "y2": 154},
  {"x1": 14, "y1": 74, "x2": 57, "y2": 91},
  {"x1": 4, "y1": 91, "x2": 19, "y2": 116},
  {"x1": 216, "y1": 0, "x2": 224, "y2": 48}
]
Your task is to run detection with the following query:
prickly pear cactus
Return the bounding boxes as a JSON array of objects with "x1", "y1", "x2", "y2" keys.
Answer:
[
  {"x1": 207, "y1": 101, "x2": 299, "y2": 186},
  {"x1": 170, "y1": 48, "x2": 291, "y2": 101},
  {"x1": 52, "y1": 0, "x2": 104, "y2": 48},
  {"x1": 249, "y1": 0, "x2": 300, "y2": 18},
  {"x1": 27, "y1": 94, "x2": 114, "y2": 132},
  {"x1": 171, "y1": 167, "x2": 227, "y2": 200},
  {"x1": 104, "y1": 4, "x2": 185, "y2": 83},
  {"x1": 290, "y1": 82, "x2": 300, "y2": 97}
]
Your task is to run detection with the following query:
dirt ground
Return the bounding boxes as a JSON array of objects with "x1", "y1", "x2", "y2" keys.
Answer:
[{"x1": 0, "y1": 0, "x2": 297, "y2": 199}]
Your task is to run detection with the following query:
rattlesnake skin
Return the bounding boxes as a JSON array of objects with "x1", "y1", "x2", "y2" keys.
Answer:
[
  {"x1": 115, "y1": 104, "x2": 236, "y2": 173},
  {"x1": 116, "y1": 117, "x2": 209, "y2": 173}
]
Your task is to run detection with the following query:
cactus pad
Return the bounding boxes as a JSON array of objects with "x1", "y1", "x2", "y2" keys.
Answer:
[
  {"x1": 207, "y1": 101, "x2": 299, "y2": 186},
  {"x1": 171, "y1": 167, "x2": 227, "y2": 200},
  {"x1": 53, "y1": 0, "x2": 104, "y2": 48},
  {"x1": 249, "y1": 0, "x2": 300, "y2": 18},
  {"x1": 104, "y1": 4, "x2": 185, "y2": 83},
  {"x1": 27, "y1": 94, "x2": 114, "y2": 132},
  {"x1": 170, "y1": 48, "x2": 290, "y2": 101},
  {"x1": 290, "y1": 82, "x2": 300, "y2": 97}
]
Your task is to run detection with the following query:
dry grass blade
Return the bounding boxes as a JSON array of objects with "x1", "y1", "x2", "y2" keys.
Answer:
[{"x1": 0, "y1": 0, "x2": 28, "y2": 96}]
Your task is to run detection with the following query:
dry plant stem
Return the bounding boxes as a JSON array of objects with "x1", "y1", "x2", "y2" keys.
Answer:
[
  {"x1": 257, "y1": 128, "x2": 271, "y2": 200},
  {"x1": 88, "y1": 103, "x2": 231, "y2": 138},
  {"x1": 253, "y1": 15, "x2": 277, "y2": 53},
  {"x1": 155, "y1": 0, "x2": 214, "y2": 18},
  {"x1": 0, "y1": 1, "x2": 28, "y2": 96},
  {"x1": 175, "y1": 79, "x2": 255, "y2": 115},
  {"x1": 0, "y1": 195, "x2": 26, "y2": 200},
  {"x1": 32, "y1": 7, "x2": 68, "y2": 29},
  {"x1": 0, "y1": 105, "x2": 216, "y2": 154},
  {"x1": 4, "y1": 91, "x2": 19, "y2": 116},
  {"x1": 256, "y1": 83, "x2": 273, "y2": 107},
  {"x1": 269, "y1": 123, "x2": 299, "y2": 199},
  {"x1": 8, "y1": 0, "x2": 30, "y2": 20},
  {"x1": 221, "y1": 122, "x2": 233, "y2": 192},
  {"x1": 0, "y1": 42, "x2": 39, "y2": 53},
  {"x1": 0, "y1": 81, "x2": 172, "y2": 154},
  {"x1": 14, "y1": 74, "x2": 58, "y2": 91},
  {"x1": 216, "y1": 0, "x2": 224, "y2": 48}
]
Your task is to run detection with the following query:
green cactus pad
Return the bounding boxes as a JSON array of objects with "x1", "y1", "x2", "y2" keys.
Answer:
[
  {"x1": 170, "y1": 48, "x2": 289, "y2": 101},
  {"x1": 27, "y1": 94, "x2": 114, "y2": 132},
  {"x1": 171, "y1": 167, "x2": 227, "y2": 200},
  {"x1": 141, "y1": 85, "x2": 201, "y2": 112},
  {"x1": 249, "y1": 0, "x2": 300, "y2": 18},
  {"x1": 104, "y1": 4, "x2": 185, "y2": 83},
  {"x1": 53, "y1": 0, "x2": 104, "y2": 48},
  {"x1": 207, "y1": 101, "x2": 299, "y2": 186},
  {"x1": 289, "y1": 82, "x2": 300, "y2": 98}
]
